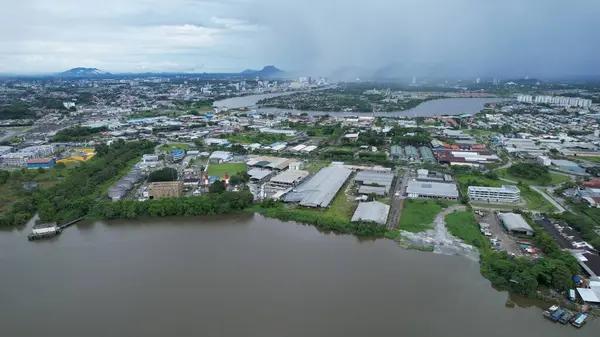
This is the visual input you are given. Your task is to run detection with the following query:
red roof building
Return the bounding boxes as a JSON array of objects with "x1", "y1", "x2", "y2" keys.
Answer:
[{"x1": 583, "y1": 179, "x2": 600, "y2": 188}]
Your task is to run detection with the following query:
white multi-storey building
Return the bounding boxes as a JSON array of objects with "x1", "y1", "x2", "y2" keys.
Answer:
[
  {"x1": 468, "y1": 185, "x2": 521, "y2": 203},
  {"x1": 527, "y1": 95, "x2": 591, "y2": 108}
]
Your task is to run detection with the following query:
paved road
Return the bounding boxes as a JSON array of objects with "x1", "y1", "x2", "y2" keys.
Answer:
[
  {"x1": 530, "y1": 186, "x2": 567, "y2": 213},
  {"x1": 387, "y1": 169, "x2": 410, "y2": 229}
]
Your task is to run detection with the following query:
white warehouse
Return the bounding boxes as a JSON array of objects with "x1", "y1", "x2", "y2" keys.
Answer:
[{"x1": 468, "y1": 185, "x2": 521, "y2": 204}]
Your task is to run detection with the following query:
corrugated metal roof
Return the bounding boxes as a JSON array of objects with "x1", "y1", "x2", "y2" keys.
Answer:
[
  {"x1": 406, "y1": 180, "x2": 459, "y2": 198},
  {"x1": 351, "y1": 201, "x2": 390, "y2": 225},
  {"x1": 355, "y1": 171, "x2": 394, "y2": 190},
  {"x1": 358, "y1": 185, "x2": 387, "y2": 196},
  {"x1": 497, "y1": 212, "x2": 534, "y2": 233},
  {"x1": 284, "y1": 166, "x2": 352, "y2": 208}
]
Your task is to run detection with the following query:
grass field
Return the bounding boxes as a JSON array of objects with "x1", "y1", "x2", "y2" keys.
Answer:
[
  {"x1": 160, "y1": 143, "x2": 190, "y2": 151},
  {"x1": 225, "y1": 132, "x2": 293, "y2": 144},
  {"x1": 445, "y1": 211, "x2": 484, "y2": 247},
  {"x1": 207, "y1": 163, "x2": 247, "y2": 177},
  {"x1": 495, "y1": 168, "x2": 570, "y2": 186},
  {"x1": 307, "y1": 161, "x2": 330, "y2": 174},
  {"x1": 398, "y1": 199, "x2": 442, "y2": 232},
  {"x1": 456, "y1": 174, "x2": 556, "y2": 212},
  {"x1": 578, "y1": 156, "x2": 600, "y2": 163}
]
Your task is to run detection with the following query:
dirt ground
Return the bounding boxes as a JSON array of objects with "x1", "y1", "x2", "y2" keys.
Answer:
[{"x1": 473, "y1": 209, "x2": 522, "y2": 255}]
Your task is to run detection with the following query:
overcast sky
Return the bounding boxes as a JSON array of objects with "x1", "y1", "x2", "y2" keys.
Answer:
[{"x1": 1, "y1": 0, "x2": 599, "y2": 77}]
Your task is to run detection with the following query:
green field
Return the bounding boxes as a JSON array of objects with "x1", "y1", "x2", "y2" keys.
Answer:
[
  {"x1": 207, "y1": 163, "x2": 247, "y2": 177},
  {"x1": 456, "y1": 174, "x2": 556, "y2": 212},
  {"x1": 307, "y1": 161, "x2": 330, "y2": 174},
  {"x1": 578, "y1": 156, "x2": 600, "y2": 163},
  {"x1": 225, "y1": 132, "x2": 293, "y2": 144},
  {"x1": 445, "y1": 211, "x2": 485, "y2": 247},
  {"x1": 398, "y1": 199, "x2": 442, "y2": 232},
  {"x1": 495, "y1": 168, "x2": 570, "y2": 186},
  {"x1": 160, "y1": 143, "x2": 190, "y2": 151}
]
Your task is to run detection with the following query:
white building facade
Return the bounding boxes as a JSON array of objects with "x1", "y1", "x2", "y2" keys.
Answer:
[{"x1": 468, "y1": 185, "x2": 521, "y2": 203}]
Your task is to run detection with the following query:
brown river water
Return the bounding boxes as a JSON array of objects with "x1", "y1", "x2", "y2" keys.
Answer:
[{"x1": 0, "y1": 213, "x2": 596, "y2": 337}]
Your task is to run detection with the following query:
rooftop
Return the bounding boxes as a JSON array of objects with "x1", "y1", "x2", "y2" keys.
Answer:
[
  {"x1": 283, "y1": 165, "x2": 352, "y2": 208},
  {"x1": 497, "y1": 212, "x2": 534, "y2": 233},
  {"x1": 406, "y1": 180, "x2": 459, "y2": 198},
  {"x1": 270, "y1": 170, "x2": 309, "y2": 184},
  {"x1": 351, "y1": 201, "x2": 390, "y2": 225}
]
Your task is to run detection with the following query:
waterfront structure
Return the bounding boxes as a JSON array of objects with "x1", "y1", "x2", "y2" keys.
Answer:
[
  {"x1": 148, "y1": 181, "x2": 184, "y2": 199},
  {"x1": 27, "y1": 158, "x2": 56, "y2": 169},
  {"x1": 283, "y1": 165, "x2": 352, "y2": 208},
  {"x1": 351, "y1": 201, "x2": 390, "y2": 225},
  {"x1": 209, "y1": 151, "x2": 233, "y2": 163},
  {"x1": 497, "y1": 212, "x2": 534, "y2": 236},
  {"x1": 468, "y1": 185, "x2": 520, "y2": 203},
  {"x1": 406, "y1": 180, "x2": 459, "y2": 200}
]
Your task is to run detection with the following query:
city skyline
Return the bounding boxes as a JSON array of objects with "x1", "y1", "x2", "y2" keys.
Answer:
[{"x1": 1, "y1": 0, "x2": 600, "y2": 77}]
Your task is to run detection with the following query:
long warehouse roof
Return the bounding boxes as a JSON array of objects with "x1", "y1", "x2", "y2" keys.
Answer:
[{"x1": 284, "y1": 165, "x2": 352, "y2": 207}]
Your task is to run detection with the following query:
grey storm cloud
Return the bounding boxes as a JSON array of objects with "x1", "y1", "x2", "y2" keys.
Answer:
[{"x1": 0, "y1": 0, "x2": 598, "y2": 78}]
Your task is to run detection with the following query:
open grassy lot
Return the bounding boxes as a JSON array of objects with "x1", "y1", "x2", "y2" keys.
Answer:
[
  {"x1": 225, "y1": 132, "x2": 293, "y2": 144},
  {"x1": 207, "y1": 163, "x2": 247, "y2": 177},
  {"x1": 495, "y1": 168, "x2": 569, "y2": 186},
  {"x1": 445, "y1": 211, "x2": 484, "y2": 247},
  {"x1": 398, "y1": 199, "x2": 442, "y2": 232},
  {"x1": 160, "y1": 143, "x2": 190, "y2": 151},
  {"x1": 0, "y1": 167, "x2": 72, "y2": 212},
  {"x1": 577, "y1": 156, "x2": 600, "y2": 163},
  {"x1": 307, "y1": 161, "x2": 330, "y2": 174}
]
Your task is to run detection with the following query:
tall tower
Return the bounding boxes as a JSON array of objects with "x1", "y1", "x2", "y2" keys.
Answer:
[{"x1": 412, "y1": 75, "x2": 416, "y2": 85}]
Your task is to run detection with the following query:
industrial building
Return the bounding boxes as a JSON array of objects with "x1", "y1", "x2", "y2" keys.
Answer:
[
  {"x1": 247, "y1": 168, "x2": 274, "y2": 183},
  {"x1": 0, "y1": 146, "x2": 12, "y2": 155},
  {"x1": 172, "y1": 149, "x2": 185, "y2": 161},
  {"x1": 354, "y1": 171, "x2": 395, "y2": 196},
  {"x1": 1, "y1": 144, "x2": 56, "y2": 166},
  {"x1": 283, "y1": 165, "x2": 352, "y2": 208},
  {"x1": 209, "y1": 151, "x2": 233, "y2": 163},
  {"x1": 148, "y1": 181, "x2": 184, "y2": 199},
  {"x1": 435, "y1": 150, "x2": 500, "y2": 167},
  {"x1": 419, "y1": 146, "x2": 435, "y2": 163},
  {"x1": 247, "y1": 156, "x2": 294, "y2": 171},
  {"x1": 468, "y1": 185, "x2": 521, "y2": 203},
  {"x1": 390, "y1": 145, "x2": 404, "y2": 160},
  {"x1": 406, "y1": 180, "x2": 459, "y2": 201},
  {"x1": 108, "y1": 170, "x2": 145, "y2": 201},
  {"x1": 551, "y1": 159, "x2": 585, "y2": 174},
  {"x1": 404, "y1": 146, "x2": 419, "y2": 161},
  {"x1": 416, "y1": 169, "x2": 453, "y2": 183},
  {"x1": 351, "y1": 201, "x2": 390, "y2": 225},
  {"x1": 497, "y1": 212, "x2": 534, "y2": 236},
  {"x1": 27, "y1": 158, "x2": 56, "y2": 169},
  {"x1": 268, "y1": 170, "x2": 309, "y2": 188},
  {"x1": 357, "y1": 185, "x2": 388, "y2": 197}
]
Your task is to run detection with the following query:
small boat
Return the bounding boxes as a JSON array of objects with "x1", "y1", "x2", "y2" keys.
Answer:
[
  {"x1": 543, "y1": 305, "x2": 560, "y2": 321},
  {"x1": 550, "y1": 308, "x2": 565, "y2": 322},
  {"x1": 558, "y1": 310, "x2": 574, "y2": 324},
  {"x1": 571, "y1": 313, "x2": 588, "y2": 328}
]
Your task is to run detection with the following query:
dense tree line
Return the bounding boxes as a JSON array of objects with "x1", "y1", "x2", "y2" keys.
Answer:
[
  {"x1": 148, "y1": 167, "x2": 178, "y2": 182},
  {"x1": 91, "y1": 191, "x2": 253, "y2": 219},
  {"x1": 255, "y1": 202, "x2": 388, "y2": 237},
  {"x1": 0, "y1": 140, "x2": 156, "y2": 227},
  {"x1": 0, "y1": 103, "x2": 36, "y2": 120},
  {"x1": 52, "y1": 126, "x2": 108, "y2": 142},
  {"x1": 507, "y1": 163, "x2": 551, "y2": 183}
]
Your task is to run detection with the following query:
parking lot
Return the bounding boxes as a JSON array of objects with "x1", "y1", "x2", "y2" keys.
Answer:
[{"x1": 473, "y1": 209, "x2": 522, "y2": 255}]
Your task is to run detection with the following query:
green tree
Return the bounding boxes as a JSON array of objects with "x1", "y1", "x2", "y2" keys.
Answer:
[
  {"x1": 148, "y1": 168, "x2": 178, "y2": 182},
  {"x1": 209, "y1": 180, "x2": 226, "y2": 193}
]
